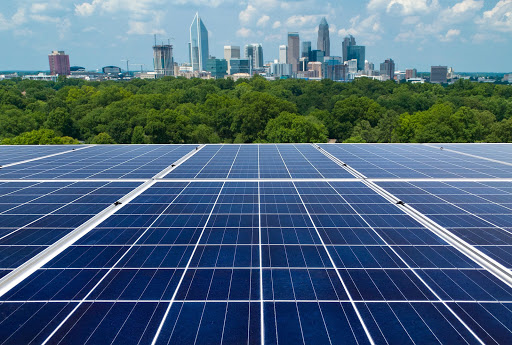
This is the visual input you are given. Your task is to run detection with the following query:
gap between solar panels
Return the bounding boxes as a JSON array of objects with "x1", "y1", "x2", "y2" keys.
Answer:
[
  {"x1": 312, "y1": 143, "x2": 512, "y2": 290},
  {"x1": 424, "y1": 143, "x2": 512, "y2": 167},
  {"x1": 0, "y1": 145, "x2": 93, "y2": 169},
  {"x1": 0, "y1": 144, "x2": 205, "y2": 298}
]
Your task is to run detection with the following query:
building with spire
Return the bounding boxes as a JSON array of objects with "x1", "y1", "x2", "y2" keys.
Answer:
[
  {"x1": 190, "y1": 13, "x2": 209, "y2": 72},
  {"x1": 317, "y1": 17, "x2": 330, "y2": 57}
]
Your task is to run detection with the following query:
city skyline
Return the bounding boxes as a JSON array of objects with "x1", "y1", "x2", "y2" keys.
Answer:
[{"x1": 0, "y1": 1, "x2": 511, "y2": 72}]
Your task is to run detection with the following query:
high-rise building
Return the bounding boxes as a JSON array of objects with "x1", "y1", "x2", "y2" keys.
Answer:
[
  {"x1": 405, "y1": 68, "x2": 417, "y2": 79},
  {"x1": 279, "y1": 45, "x2": 288, "y2": 64},
  {"x1": 347, "y1": 59, "x2": 358, "y2": 74},
  {"x1": 317, "y1": 17, "x2": 330, "y2": 57},
  {"x1": 287, "y1": 32, "x2": 300, "y2": 73},
  {"x1": 342, "y1": 35, "x2": 356, "y2": 63},
  {"x1": 324, "y1": 57, "x2": 343, "y2": 80},
  {"x1": 206, "y1": 59, "x2": 228, "y2": 79},
  {"x1": 270, "y1": 63, "x2": 293, "y2": 78},
  {"x1": 431, "y1": 66, "x2": 448, "y2": 83},
  {"x1": 229, "y1": 59, "x2": 250, "y2": 74},
  {"x1": 48, "y1": 51, "x2": 70, "y2": 76},
  {"x1": 310, "y1": 50, "x2": 324, "y2": 63},
  {"x1": 224, "y1": 46, "x2": 240, "y2": 75},
  {"x1": 224, "y1": 46, "x2": 240, "y2": 60},
  {"x1": 365, "y1": 61, "x2": 375, "y2": 75},
  {"x1": 301, "y1": 41, "x2": 311, "y2": 58},
  {"x1": 153, "y1": 44, "x2": 174, "y2": 76},
  {"x1": 190, "y1": 13, "x2": 209, "y2": 72},
  {"x1": 346, "y1": 45, "x2": 365, "y2": 71},
  {"x1": 380, "y1": 58, "x2": 396, "y2": 81},
  {"x1": 245, "y1": 43, "x2": 264, "y2": 70},
  {"x1": 307, "y1": 61, "x2": 323, "y2": 78}
]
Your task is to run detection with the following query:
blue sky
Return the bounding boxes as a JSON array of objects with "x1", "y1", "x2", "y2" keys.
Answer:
[{"x1": 0, "y1": 0, "x2": 511, "y2": 72}]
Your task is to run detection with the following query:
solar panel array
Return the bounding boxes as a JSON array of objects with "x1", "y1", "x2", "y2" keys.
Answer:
[{"x1": 1, "y1": 143, "x2": 512, "y2": 345}]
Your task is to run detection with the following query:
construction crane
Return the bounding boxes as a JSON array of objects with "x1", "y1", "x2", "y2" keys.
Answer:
[
  {"x1": 130, "y1": 63, "x2": 146, "y2": 73},
  {"x1": 121, "y1": 59, "x2": 129, "y2": 74}
]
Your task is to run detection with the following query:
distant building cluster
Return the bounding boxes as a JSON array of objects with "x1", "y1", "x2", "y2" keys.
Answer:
[{"x1": 23, "y1": 13, "x2": 507, "y2": 84}]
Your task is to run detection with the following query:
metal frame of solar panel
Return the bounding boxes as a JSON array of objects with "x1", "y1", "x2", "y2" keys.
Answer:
[{"x1": 1, "y1": 143, "x2": 512, "y2": 345}]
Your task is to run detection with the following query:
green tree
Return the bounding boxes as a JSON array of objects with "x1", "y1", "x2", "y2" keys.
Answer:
[
  {"x1": 264, "y1": 112, "x2": 328, "y2": 143},
  {"x1": 90, "y1": 132, "x2": 116, "y2": 144}
]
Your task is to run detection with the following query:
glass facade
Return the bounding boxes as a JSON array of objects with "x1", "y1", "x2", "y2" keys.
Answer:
[
  {"x1": 347, "y1": 45, "x2": 365, "y2": 71},
  {"x1": 190, "y1": 13, "x2": 209, "y2": 72}
]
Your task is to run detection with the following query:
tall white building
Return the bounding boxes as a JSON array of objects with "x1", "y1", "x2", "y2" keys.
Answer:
[
  {"x1": 224, "y1": 46, "x2": 240, "y2": 60},
  {"x1": 245, "y1": 44, "x2": 264, "y2": 70},
  {"x1": 279, "y1": 45, "x2": 288, "y2": 64}
]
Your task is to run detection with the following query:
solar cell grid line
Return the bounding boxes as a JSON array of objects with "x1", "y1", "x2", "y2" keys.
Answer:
[
  {"x1": 83, "y1": 145, "x2": 194, "y2": 179},
  {"x1": 167, "y1": 145, "x2": 224, "y2": 179},
  {"x1": 30, "y1": 181, "x2": 193, "y2": 345},
  {"x1": 0, "y1": 145, "x2": 92, "y2": 168},
  {"x1": 378, "y1": 181, "x2": 512, "y2": 270},
  {"x1": 0, "y1": 145, "x2": 196, "y2": 180},
  {"x1": 427, "y1": 144, "x2": 512, "y2": 167},
  {"x1": 150, "y1": 181, "x2": 228, "y2": 345},
  {"x1": 272, "y1": 145, "x2": 375, "y2": 345},
  {"x1": 313, "y1": 181, "x2": 488, "y2": 344},
  {"x1": 257, "y1": 148, "x2": 264, "y2": 345},
  {"x1": 393, "y1": 145, "x2": 512, "y2": 178},
  {"x1": 153, "y1": 152, "x2": 260, "y2": 344},
  {"x1": 0, "y1": 145, "x2": 137, "y2": 179},
  {"x1": 228, "y1": 145, "x2": 259, "y2": 179},
  {"x1": 259, "y1": 145, "x2": 292, "y2": 179},
  {"x1": 319, "y1": 144, "x2": 512, "y2": 178}
]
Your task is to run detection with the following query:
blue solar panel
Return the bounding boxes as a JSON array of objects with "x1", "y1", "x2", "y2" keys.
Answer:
[
  {"x1": 0, "y1": 145, "x2": 79, "y2": 166},
  {"x1": 0, "y1": 145, "x2": 195, "y2": 179},
  {"x1": 1, "y1": 144, "x2": 512, "y2": 344}
]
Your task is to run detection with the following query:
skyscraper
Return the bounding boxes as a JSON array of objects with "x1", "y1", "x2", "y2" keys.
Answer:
[
  {"x1": 347, "y1": 45, "x2": 365, "y2": 71},
  {"x1": 342, "y1": 35, "x2": 356, "y2": 63},
  {"x1": 48, "y1": 51, "x2": 70, "y2": 76},
  {"x1": 287, "y1": 32, "x2": 300, "y2": 73},
  {"x1": 190, "y1": 13, "x2": 209, "y2": 72},
  {"x1": 153, "y1": 44, "x2": 174, "y2": 76},
  {"x1": 380, "y1": 58, "x2": 396, "y2": 81},
  {"x1": 245, "y1": 44, "x2": 264, "y2": 70},
  {"x1": 224, "y1": 46, "x2": 240, "y2": 60},
  {"x1": 279, "y1": 45, "x2": 288, "y2": 64},
  {"x1": 431, "y1": 66, "x2": 448, "y2": 83},
  {"x1": 301, "y1": 41, "x2": 312, "y2": 58},
  {"x1": 317, "y1": 17, "x2": 330, "y2": 57}
]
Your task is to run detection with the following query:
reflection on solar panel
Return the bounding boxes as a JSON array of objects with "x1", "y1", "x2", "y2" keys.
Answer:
[{"x1": 1, "y1": 143, "x2": 512, "y2": 345}]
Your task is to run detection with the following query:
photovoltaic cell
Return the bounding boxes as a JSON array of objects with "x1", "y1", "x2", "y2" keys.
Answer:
[
  {"x1": 0, "y1": 145, "x2": 79, "y2": 166},
  {"x1": 0, "y1": 145, "x2": 195, "y2": 179},
  {"x1": 319, "y1": 144, "x2": 512, "y2": 178},
  {"x1": 2, "y1": 143, "x2": 512, "y2": 344}
]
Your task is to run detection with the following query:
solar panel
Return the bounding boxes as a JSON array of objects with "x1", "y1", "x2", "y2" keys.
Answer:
[{"x1": 1, "y1": 143, "x2": 512, "y2": 344}]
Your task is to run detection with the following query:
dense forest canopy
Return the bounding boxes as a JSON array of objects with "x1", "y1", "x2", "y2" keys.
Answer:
[{"x1": 1, "y1": 75, "x2": 512, "y2": 144}]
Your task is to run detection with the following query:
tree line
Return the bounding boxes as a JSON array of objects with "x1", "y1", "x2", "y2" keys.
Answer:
[{"x1": 1, "y1": 75, "x2": 512, "y2": 144}]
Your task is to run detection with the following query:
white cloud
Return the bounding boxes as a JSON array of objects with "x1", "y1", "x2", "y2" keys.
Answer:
[
  {"x1": 439, "y1": 0, "x2": 483, "y2": 23},
  {"x1": 477, "y1": 0, "x2": 512, "y2": 32},
  {"x1": 0, "y1": 8, "x2": 27, "y2": 31},
  {"x1": 256, "y1": 15, "x2": 270, "y2": 27},
  {"x1": 439, "y1": 29, "x2": 460, "y2": 42},
  {"x1": 236, "y1": 27, "x2": 253, "y2": 37},
  {"x1": 75, "y1": 2, "x2": 96, "y2": 16},
  {"x1": 367, "y1": 0, "x2": 439, "y2": 15},
  {"x1": 272, "y1": 21, "x2": 281, "y2": 29},
  {"x1": 285, "y1": 14, "x2": 323, "y2": 28},
  {"x1": 239, "y1": 4, "x2": 257, "y2": 25},
  {"x1": 127, "y1": 21, "x2": 166, "y2": 35},
  {"x1": 338, "y1": 14, "x2": 382, "y2": 44}
]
